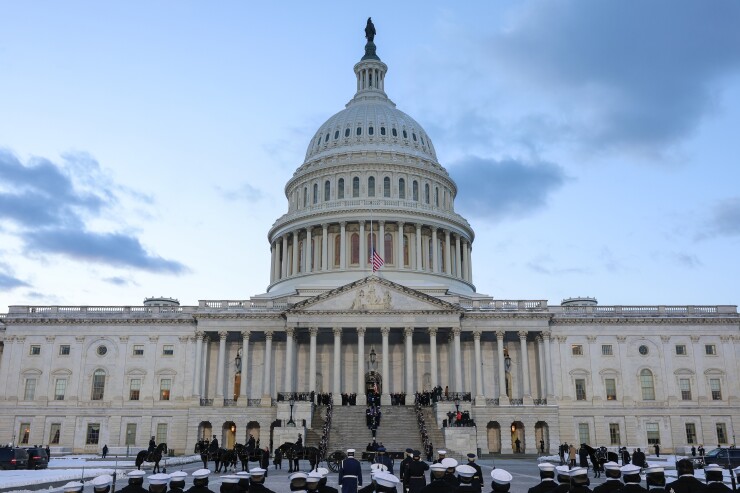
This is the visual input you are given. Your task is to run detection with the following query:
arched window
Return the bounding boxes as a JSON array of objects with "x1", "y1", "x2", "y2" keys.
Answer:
[
  {"x1": 412, "y1": 181, "x2": 419, "y2": 201},
  {"x1": 368, "y1": 177, "x2": 375, "y2": 197},
  {"x1": 392, "y1": 128, "x2": 398, "y2": 137},
  {"x1": 403, "y1": 129, "x2": 408, "y2": 139},
  {"x1": 384, "y1": 233, "x2": 393, "y2": 264},
  {"x1": 351, "y1": 233, "x2": 360, "y2": 264},
  {"x1": 383, "y1": 177, "x2": 390, "y2": 197},
  {"x1": 425, "y1": 184, "x2": 430, "y2": 204},
  {"x1": 399, "y1": 178, "x2": 406, "y2": 199},
  {"x1": 356, "y1": 126, "x2": 362, "y2": 136},
  {"x1": 345, "y1": 128, "x2": 350, "y2": 138},
  {"x1": 324, "y1": 180, "x2": 331, "y2": 201},
  {"x1": 640, "y1": 369, "x2": 655, "y2": 400},
  {"x1": 334, "y1": 130, "x2": 339, "y2": 140},
  {"x1": 380, "y1": 127, "x2": 386, "y2": 136},
  {"x1": 325, "y1": 133, "x2": 330, "y2": 143},
  {"x1": 369, "y1": 126, "x2": 374, "y2": 136},
  {"x1": 338, "y1": 178, "x2": 345, "y2": 199},
  {"x1": 303, "y1": 187, "x2": 307, "y2": 208},
  {"x1": 312, "y1": 184, "x2": 318, "y2": 204},
  {"x1": 353, "y1": 177, "x2": 360, "y2": 198},
  {"x1": 334, "y1": 235, "x2": 341, "y2": 266},
  {"x1": 91, "y1": 370, "x2": 105, "y2": 401}
]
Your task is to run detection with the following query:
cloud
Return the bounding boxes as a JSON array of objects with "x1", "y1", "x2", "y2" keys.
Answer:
[
  {"x1": 698, "y1": 196, "x2": 740, "y2": 239},
  {"x1": 0, "y1": 149, "x2": 186, "y2": 274},
  {"x1": 671, "y1": 252, "x2": 702, "y2": 269},
  {"x1": 449, "y1": 156, "x2": 567, "y2": 221},
  {"x1": 526, "y1": 254, "x2": 588, "y2": 276},
  {"x1": 104, "y1": 276, "x2": 137, "y2": 286},
  {"x1": 216, "y1": 182, "x2": 264, "y2": 202},
  {"x1": 488, "y1": 0, "x2": 740, "y2": 154},
  {"x1": 0, "y1": 272, "x2": 30, "y2": 290}
]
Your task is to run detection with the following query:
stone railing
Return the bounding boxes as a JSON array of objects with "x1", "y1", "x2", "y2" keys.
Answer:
[
  {"x1": 474, "y1": 300, "x2": 548, "y2": 311},
  {"x1": 485, "y1": 398, "x2": 500, "y2": 406},
  {"x1": 548, "y1": 305, "x2": 737, "y2": 316},
  {"x1": 510, "y1": 399, "x2": 524, "y2": 406},
  {"x1": 533, "y1": 399, "x2": 548, "y2": 406},
  {"x1": 277, "y1": 392, "x2": 314, "y2": 402},
  {"x1": 247, "y1": 399, "x2": 262, "y2": 407},
  {"x1": 199, "y1": 398, "x2": 214, "y2": 407},
  {"x1": 223, "y1": 399, "x2": 237, "y2": 407}
]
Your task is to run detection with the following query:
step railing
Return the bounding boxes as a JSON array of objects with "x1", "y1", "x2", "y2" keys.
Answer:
[
  {"x1": 415, "y1": 402, "x2": 431, "y2": 457},
  {"x1": 318, "y1": 400, "x2": 333, "y2": 460}
]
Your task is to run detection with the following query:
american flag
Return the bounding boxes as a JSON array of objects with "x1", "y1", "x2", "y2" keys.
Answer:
[{"x1": 371, "y1": 249, "x2": 384, "y2": 272}]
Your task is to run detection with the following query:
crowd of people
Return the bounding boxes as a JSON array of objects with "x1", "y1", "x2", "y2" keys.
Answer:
[
  {"x1": 445, "y1": 409, "x2": 475, "y2": 427},
  {"x1": 414, "y1": 388, "x2": 474, "y2": 406},
  {"x1": 316, "y1": 400, "x2": 333, "y2": 461},
  {"x1": 340, "y1": 393, "x2": 358, "y2": 406},
  {"x1": 315, "y1": 393, "x2": 333, "y2": 406}
]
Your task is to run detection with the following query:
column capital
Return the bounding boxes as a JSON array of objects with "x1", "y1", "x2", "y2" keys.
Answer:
[
  {"x1": 119, "y1": 336, "x2": 129, "y2": 343},
  {"x1": 265, "y1": 331, "x2": 274, "y2": 341},
  {"x1": 616, "y1": 335, "x2": 626, "y2": 343},
  {"x1": 45, "y1": 335, "x2": 56, "y2": 343},
  {"x1": 451, "y1": 327, "x2": 461, "y2": 336},
  {"x1": 378, "y1": 220, "x2": 385, "y2": 226},
  {"x1": 472, "y1": 330, "x2": 481, "y2": 340},
  {"x1": 340, "y1": 221, "x2": 347, "y2": 227},
  {"x1": 178, "y1": 336, "x2": 190, "y2": 344},
  {"x1": 306, "y1": 225, "x2": 313, "y2": 233},
  {"x1": 241, "y1": 330, "x2": 251, "y2": 339},
  {"x1": 415, "y1": 223, "x2": 422, "y2": 229},
  {"x1": 286, "y1": 326, "x2": 295, "y2": 337},
  {"x1": 662, "y1": 335, "x2": 672, "y2": 343},
  {"x1": 380, "y1": 327, "x2": 390, "y2": 336},
  {"x1": 322, "y1": 223, "x2": 329, "y2": 230},
  {"x1": 444, "y1": 229, "x2": 451, "y2": 236},
  {"x1": 219, "y1": 331, "x2": 228, "y2": 340},
  {"x1": 518, "y1": 331, "x2": 527, "y2": 339},
  {"x1": 427, "y1": 327, "x2": 438, "y2": 337},
  {"x1": 309, "y1": 326, "x2": 319, "y2": 336},
  {"x1": 333, "y1": 327, "x2": 343, "y2": 337},
  {"x1": 404, "y1": 327, "x2": 414, "y2": 337},
  {"x1": 556, "y1": 335, "x2": 568, "y2": 343},
  {"x1": 586, "y1": 335, "x2": 597, "y2": 342},
  {"x1": 356, "y1": 327, "x2": 366, "y2": 336},
  {"x1": 496, "y1": 330, "x2": 505, "y2": 340},
  {"x1": 541, "y1": 331, "x2": 551, "y2": 340},
  {"x1": 195, "y1": 331, "x2": 205, "y2": 340}
]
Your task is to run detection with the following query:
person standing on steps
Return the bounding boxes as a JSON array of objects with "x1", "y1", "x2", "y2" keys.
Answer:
[{"x1": 339, "y1": 449, "x2": 363, "y2": 493}]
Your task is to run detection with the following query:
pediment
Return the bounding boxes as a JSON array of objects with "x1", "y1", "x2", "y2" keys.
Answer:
[{"x1": 288, "y1": 276, "x2": 461, "y2": 313}]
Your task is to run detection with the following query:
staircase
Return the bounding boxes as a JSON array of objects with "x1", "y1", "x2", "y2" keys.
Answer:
[
  {"x1": 420, "y1": 407, "x2": 446, "y2": 454},
  {"x1": 306, "y1": 406, "x2": 327, "y2": 447}
]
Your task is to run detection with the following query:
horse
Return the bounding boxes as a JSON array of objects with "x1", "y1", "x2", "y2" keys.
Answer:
[
  {"x1": 235, "y1": 443, "x2": 263, "y2": 471},
  {"x1": 135, "y1": 443, "x2": 168, "y2": 473},
  {"x1": 581, "y1": 443, "x2": 604, "y2": 478},
  {"x1": 278, "y1": 442, "x2": 321, "y2": 472},
  {"x1": 214, "y1": 448, "x2": 238, "y2": 473}
]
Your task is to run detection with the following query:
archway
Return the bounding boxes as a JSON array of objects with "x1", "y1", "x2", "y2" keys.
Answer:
[
  {"x1": 510, "y1": 421, "x2": 525, "y2": 453},
  {"x1": 535, "y1": 421, "x2": 550, "y2": 454},
  {"x1": 247, "y1": 421, "x2": 261, "y2": 448},
  {"x1": 222, "y1": 421, "x2": 236, "y2": 449},
  {"x1": 365, "y1": 371, "x2": 382, "y2": 396},
  {"x1": 487, "y1": 421, "x2": 501, "y2": 453},
  {"x1": 198, "y1": 421, "x2": 213, "y2": 441}
]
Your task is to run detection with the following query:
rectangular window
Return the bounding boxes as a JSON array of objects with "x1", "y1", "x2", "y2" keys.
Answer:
[
  {"x1": 20, "y1": 423, "x2": 31, "y2": 444},
  {"x1": 705, "y1": 344, "x2": 717, "y2": 355},
  {"x1": 685, "y1": 423, "x2": 697, "y2": 444},
  {"x1": 675, "y1": 344, "x2": 687, "y2": 355},
  {"x1": 679, "y1": 378, "x2": 692, "y2": 400},
  {"x1": 605, "y1": 378, "x2": 617, "y2": 400},
  {"x1": 646, "y1": 423, "x2": 660, "y2": 445},
  {"x1": 24, "y1": 378, "x2": 37, "y2": 400},
  {"x1": 156, "y1": 423, "x2": 168, "y2": 444},
  {"x1": 575, "y1": 379, "x2": 587, "y2": 400},
  {"x1": 578, "y1": 423, "x2": 590, "y2": 444},
  {"x1": 162, "y1": 345, "x2": 174, "y2": 356},
  {"x1": 91, "y1": 372, "x2": 105, "y2": 401},
  {"x1": 59, "y1": 344, "x2": 71, "y2": 355},
  {"x1": 55, "y1": 378, "x2": 67, "y2": 401},
  {"x1": 601, "y1": 344, "x2": 613, "y2": 356},
  {"x1": 49, "y1": 423, "x2": 61, "y2": 445},
  {"x1": 571, "y1": 345, "x2": 583, "y2": 356},
  {"x1": 86, "y1": 423, "x2": 100, "y2": 445},
  {"x1": 609, "y1": 423, "x2": 620, "y2": 445},
  {"x1": 160, "y1": 379, "x2": 171, "y2": 401},
  {"x1": 30, "y1": 345, "x2": 41, "y2": 355},
  {"x1": 717, "y1": 423, "x2": 728, "y2": 444},
  {"x1": 133, "y1": 345, "x2": 144, "y2": 356},
  {"x1": 125, "y1": 423, "x2": 137, "y2": 445},
  {"x1": 129, "y1": 378, "x2": 141, "y2": 401},
  {"x1": 710, "y1": 378, "x2": 722, "y2": 400}
]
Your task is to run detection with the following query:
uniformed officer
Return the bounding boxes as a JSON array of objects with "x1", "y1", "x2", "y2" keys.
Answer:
[
  {"x1": 148, "y1": 474, "x2": 171, "y2": 493},
  {"x1": 704, "y1": 464, "x2": 732, "y2": 492},
  {"x1": 234, "y1": 471, "x2": 250, "y2": 493},
  {"x1": 552, "y1": 465, "x2": 571, "y2": 493},
  {"x1": 644, "y1": 466, "x2": 667, "y2": 492},
  {"x1": 168, "y1": 472, "x2": 188, "y2": 493},
  {"x1": 93, "y1": 475, "x2": 115, "y2": 493},
  {"x1": 248, "y1": 468, "x2": 275, "y2": 493},
  {"x1": 220, "y1": 476, "x2": 240, "y2": 493},
  {"x1": 376, "y1": 447, "x2": 395, "y2": 475},
  {"x1": 619, "y1": 464, "x2": 646, "y2": 492},
  {"x1": 593, "y1": 462, "x2": 622, "y2": 493},
  {"x1": 489, "y1": 469, "x2": 513, "y2": 493},
  {"x1": 290, "y1": 472, "x2": 309, "y2": 493},
  {"x1": 441, "y1": 458, "x2": 460, "y2": 489},
  {"x1": 566, "y1": 468, "x2": 591, "y2": 493},
  {"x1": 62, "y1": 481, "x2": 84, "y2": 493},
  {"x1": 465, "y1": 454, "x2": 482, "y2": 492},
  {"x1": 119, "y1": 470, "x2": 148, "y2": 493},
  {"x1": 318, "y1": 467, "x2": 339, "y2": 493},
  {"x1": 339, "y1": 449, "x2": 363, "y2": 493},
  {"x1": 361, "y1": 464, "x2": 389, "y2": 493},
  {"x1": 435, "y1": 451, "x2": 447, "y2": 464},
  {"x1": 665, "y1": 458, "x2": 706, "y2": 493},
  {"x1": 401, "y1": 449, "x2": 414, "y2": 492},
  {"x1": 375, "y1": 472, "x2": 401, "y2": 493},
  {"x1": 406, "y1": 450, "x2": 429, "y2": 493},
  {"x1": 453, "y1": 465, "x2": 477, "y2": 493},
  {"x1": 186, "y1": 469, "x2": 215, "y2": 493},
  {"x1": 307, "y1": 471, "x2": 324, "y2": 492},
  {"x1": 527, "y1": 462, "x2": 557, "y2": 493},
  {"x1": 420, "y1": 463, "x2": 451, "y2": 493}
]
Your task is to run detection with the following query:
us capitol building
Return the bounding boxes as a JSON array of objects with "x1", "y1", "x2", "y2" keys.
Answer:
[{"x1": 1, "y1": 24, "x2": 738, "y2": 457}]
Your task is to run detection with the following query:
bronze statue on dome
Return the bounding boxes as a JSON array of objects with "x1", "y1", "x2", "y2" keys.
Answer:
[{"x1": 365, "y1": 17, "x2": 376, "y2": 43}]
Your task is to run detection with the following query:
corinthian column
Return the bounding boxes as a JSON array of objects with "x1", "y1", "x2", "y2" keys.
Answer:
[
  {"x1": 357, "y1": 327, "x2": 366, "y2": 405},
  {"x1": 397, "y1": 222, "x2": 405, "y2": 269},
  {"x1": 415, "y1": 224, "x2": 423, "y2": 270},
  {"x1": 261, "y1": 331, "x2": 273, "y2": 406},
  {"x1": 192, "y1": 332, "x2": 204, "y2": 398},
  {"x1": 281, "y1": 235, "x2": 289, "y2": 278},
  {"x1": 333, "y1": 327, "x2": 342, "y2": 403},
  {"x1": 455, "y1": 234, "x2": 462, "y2": 278},
  {"x1": 378, "y1": 221, "x2": 385, "y2": 261},
  {"x1": 238, "y1": 331, "x2": 250, "y2": 405},
  {"x1": 497, "y1": 331, "x2": 509, "y2": 404},
  {"x1": 292, "y1": 231, "x2": 299, "y2": 275},
  {"x1": 284, "y1": 326, "x2": 295, "y2": 393},
  {"x1": 519, "y1": 331, "x2": 532, "y2": 403},
  {"x1": 340, "y1": 222, "x2": 347, "y2": 269},
  {"x1": 432, "y1": 228, "x2": 439, "y2": 273},
  {"x1": 453, "y1": 327, "x2": 463, "y2": 391},
  {"x1": 474, "y1": 330, "x2": 484, "y2": 405},
  {"x1": 322, "y1": 224, "x2": 329, "y2": 271},
  {"x1": 216, "y1": 331, "x2": 227, "y2": 402},
  {"x1": 309, "y1": 327, "x2": 318, "y2": 393},
  {"x1": 444, "y1": 230, "x2": 452, "y2": 275},
  {"x1": 381, "y1": 327, "x2": 390, "y2": 405},
  {"x1": 543, "y1": 331, "x2": 554, "y2": 399},
  {"x1": 405, "y1": 327, "x2": 414, "y2": 399},
  {"x1": 428, "y1": 327, "x2": 438, "y2": 388},
  {"x1": 306, "y1": 227, "x2": 313, "y2": 273},
  {"x1": 359, "y1": 221, "x2": 366, "y2": 270}
]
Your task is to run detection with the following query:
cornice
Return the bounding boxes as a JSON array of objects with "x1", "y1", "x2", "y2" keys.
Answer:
[
  {"x1": 4, "y1": 318, "x2": 197, "y2": 326},
  {"x1": 550, "y1": 317, "x2": 739, "y2": 325}
]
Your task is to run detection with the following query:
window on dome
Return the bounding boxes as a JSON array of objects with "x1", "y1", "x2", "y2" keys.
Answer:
[
  {"x1": 345, "y1": 128, "x2": 350, "y2": 138},
  {"x1": 392, "y1": 128, "x2": 398, "y2": 137},
  {"x1": 303, "y1": 187, "x2": 308, "y2": 208},
  {"x1": 351, "y1": 233, "x2": 360, "y2": 264},
  {"x1": 368, "y1": 177, "x2": 375, "y2": 197},
  {"x1": 313, "y1": 184, "x2": 318, "y2": 204},
  {"x1": 403, "y1": 130, "x2": 408, "y2": 139},
  {"x1": 369, "y1": 126, "x2": 374, "y2": 136},
  {"x1": 338, "y1": 178, "x2": 345, "y2": 199},
  {"x1": 413, "y1": 181, "x2": 419, "y2": 201},
  {"x1": 334, "y1": 130, "x2": 339, "y2": 140},
  {"x1": 412, "y1": 133, "x2": 417, "y2": 141},
  {"x1": 352, "y1": 177, "x2": 360, "y2": 198},
  {"x1": 383, "y1": 177, "x2": 390, "y2": 197},
  {"x1": 356, "y1": 127, "x2": 362, "y2": 136},
  {"x1": 381, "y1": 127, "x2": 386, "y2": 136},
  {"x1": 324, "y1": 181, "x2": 331, "y2": 201},
  {"x1": 316, "y1": 136, "x2": 321, "y2": 147},
  {"x1": 399, "y1": 178, "x2": 406, "y2": 199},
  {"x1": 425, "y1": 183, "x2": 430, "y2": 204},
  {"x1": 384, "y1": 233, "x2": 393, "y2": 264},
  {"x1": 421, "y1": 135, "x2": 425, "y2": 145},
  {"x1": 325, "y1": 133, "x2": 330, "y2": 143}
]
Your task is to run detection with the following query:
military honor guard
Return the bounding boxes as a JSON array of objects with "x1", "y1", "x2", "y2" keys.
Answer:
[
  {"x1": 374, "y1": 472, "x2": 402, "y2": 493},
  {"x1": 308, "y1": 471, "x2": 324, "y2": 492},
  {"x1": 665, "y1": 458, "x2": 706, "y2": 493},
  {"x1": 290, "y1": 472, "x2": 309, "y2": 493},
  {"x1": 618, "y1": 464, "x2": 646, "y2": 492},
  {"x1": 453, "y1": 465, "x2": 477, "y2": 492},
  {"x1": 644, "y1": 466, "x2": 666, "y2": 492},
  {"x1": 187, "y1": 469, "x2": 215, "y2": 493},
  {"x1": 441, "y1": 458, "x2": 460, "y2": 489},
  {"x1": 248, "y1": 467, "x2": 275, "y2": 493},
  {"x1": 318, "y1": 467, "x2": 339, "y2": 493},
  {"x1": 489, "y1": 469, "x2": 512, "y2": 493},
  {"x1": 361, "y1": 464, "x2": 389, "y2": 493},
  {"x1": 93, "y1": 474, "x2": 114, "y2": 493},
  {"x1": 553, "y1": 465, "x2": 572, "y2": 493},
  {"x1": 406, "y1": 450, "x2": 430, "y2": 493},
  {"x1": 435, "y1": 451, "x2": 448, "y2": 464},
  {"x1": 119, "y1": 470, "x2": 148, "y2": 493},
  {"x1": 401, "y1": 449, "x2": 414, "y2": 493},
  {"x1": 221, "y1": 476, "x2": 241, "y2": 493},
  {"x1": 339, "y1": 449, "x2": 363, "y2": 493},
  {"x1": 148, "y1": 474, "x2": 171, "y2": 493},
  {"x1": 704, "y1": 464, "x2": 732, "y2": 492},
  {"x1": 528, "y1": 462, "x2": 557, "y2": 493},
  {"x1": 62, "y1": 481, "x2": 84, "y2": 493},
  {"x1": 465, "y1": 454, "x2": 482, "y2": 492},
  {"x1": 593, "y1": 462, "x2": 623, "y2": 493},
  {"x1": 566, "y1": 468, "x2": 591, "y2": 493},
  {"x1": 168, "y1": 472, "x2": 188, "y2": 493},
  {"x1": 376, "y1": 447, "x2": 395, "y2": 474},
  {"x1": 420, "y1": 463, "x2": 451, "y2": 493},
  {"x1": 235, "y1": 471, "x2": 250, "y2": 493}
]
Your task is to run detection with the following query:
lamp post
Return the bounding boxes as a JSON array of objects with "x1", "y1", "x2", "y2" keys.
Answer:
[
  {"x1": 287, "y1": 396, "x2": 296, "y2": 426},
  {"x1": 235, "y1": 349, "x2": 242, "y2": 402},
  {"x1": 369, "y1": 346, "x2": 377, "y2": 371},
  {"x1": 504, "y1": 351, "x2": 512, "y2": 372}
]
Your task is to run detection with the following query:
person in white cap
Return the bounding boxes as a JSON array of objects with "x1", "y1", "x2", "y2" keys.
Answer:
[
  {"x1": 120, "y1": 470, "x2": 148, "y2": 493},
  {"x1": 618, "y1": 464, "x2": 644, "y2": 492},
  {"x1": 455, "y1": 465, "x2": 478, "y2": 491},
  {"x1": 466, "y1": 454, "x2": 482, "y2": 492},
  {"x1": 405, "y1": 450, "x2": 429, "y2": 493},
  {"x1": 375, "y1": 472, "x2": 401, "y2": 493},
  {"x1": 186, "y1": 469, "x2": 214, "y2": 493},
  {"x1": 420, "y1": 463, "x2": 448, "y2": 493},
  {"x1": 593, "y1": 462, "x2": 623, "y2": 493},
  {"x1": 248, "y1": 468, "x2": 275, "y2": 493},
  {"x1": 704, "y1": 463, "x2": 731, "y2": 492},
  {"x1": 553, "y1": 465, "x2": 571, "y2": 493},
  {"x1": 167, "y1": 471, "x2": 188, "y2": 493},
  {"x1": 665, "y1": 458, "x2": 705, "y2": 493},
  {"x1": 307, "y1": 471, "x2": 323, "y2": 492},
  {"x1": 339, "y1": 448, "x2": 363, "y2": 493},
  {"x1": 290, "y1": 472, "x2": 309, "y2": 493},
  {"x1": 441, "y1": 458, "x2": 459, "y2": 488},
  {"x1": 401, "y1": 449, "x2": 414, "y2": 493},
  {"x1": 490, "y1": 469, "x2": 513, "y2": 493},
  {"x1": 220, "y1": 476, "x2": 240, "y2": 493},
  {"x1": 528, "y1": 462, "x2": 557, "y2": 493},
  {"x1": 434, "y1": 451, "x2": 447, "y2": 464},
  {"x1": 62, "y1": 481, "x2": 84, "y2": 493},
  {"x1": 148, "y1": 473, "x2": 171, "y2": 493},
  {"x1": 93, "y1": 474, "x2": 114, "y2": 493},
  {"x1": 644, "y1": 466, "x2": 666, "y2": 492},
  {"x1": 566, "y1": 467, "x2": 591, "y2": 493},
  {"x1": 234, "y1": 471, "x2": 250, "y2": 493}
]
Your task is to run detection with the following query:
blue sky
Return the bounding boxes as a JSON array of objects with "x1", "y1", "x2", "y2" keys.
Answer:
[{"x1": 1, "y1": 1, "x2": 740, "y2": 308}]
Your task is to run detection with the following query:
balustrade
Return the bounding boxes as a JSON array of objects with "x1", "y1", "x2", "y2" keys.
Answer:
[{"x1": 199, "y1": 398, "x2": 214, "y2": 407}]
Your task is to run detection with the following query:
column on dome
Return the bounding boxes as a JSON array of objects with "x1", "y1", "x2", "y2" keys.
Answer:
[
  {"x1": 453, "y1": 327, "x2": 463, "y2": 391},
  {"x1": 415, "y1": 224, "x2": 423, "y2": 271},
  {"x1": 270, "y1": 242, "x2": 276, "y2": 283},
  {"x1": 306, "y1": 227, "x2": 313, "y2": 273},
  {"x1": 455, "y1": 234, "x2": 462, "y2": 279},
  {"x1": 543, "y1": 332, "x2": 554, "y2": 399},
  {"x1": 444, "y1": 230, "x2": 452, "y2": 275},
  {"x1": 497, "y1": 331, "x2": 509, "y2": 404},
  {"x1": 405, "y1": 327, "x2": 414, "y2": 398},
  {"x1": 216, "y1": 331, "x2": 227, "y2": 402},
  {"x1": 340, "y1": 222, "x2": 347, "y2": 269},
  {"x1": 461, "y1": 239, "x2": 469, "y2": 282},
  {"x1": 432, "y1": 228, "x2": 439, "y2": 273},
  {"x1": 261, "y1": 331, "x2": 273, "y2": 406},
  {"x1": 519, "y1": 331, "x2": 532, "y2": 402},
  {"x1": 284, "y1": 326, "x2": 295, "y2": 393},
  {"x1": 292, "y1": 231, "x2": 299, "y2": 275},
  {"x1": 239, "y1": 331, "x2": 250, "y2": 403},
  {"x1": 378, "y1": 221, "x2": 385, "y2": 261},
  {"x1": 281, "y1": 236, "x2": 289, "y2": 278},
  {"x1": 381, "y1": 327, "x2": 391, "y2": 405},
  {"x1": 322, "y1": 224, "x2": 329, "y2": 271},
  {"x1": 359, "y1": 221, "x2": 366, "y2": 270},
  {"x1": 428, "y1": 327, "x2": 438, "y2": 388},
  {"x1": 356, "y1": 327, "x2": 366, "y2": 405},
  {"x1": 467, "y1": 243, "x2": 473, "y2": 282},
  {"x1": 192, "y1": 332, "x2": 203, "y2": 398},
  {"x1": 397, "y1": 222, "x2": 405, "y2": 270},
  {"x1": 332, "y1": 327, "x2": 342, "y2": 403},
  {"x1": 473, "y1": 331, "x2": 484, "y2": 405},
  {"x1": 309, "y1": 327, "x2": 318, "y2": 392}
]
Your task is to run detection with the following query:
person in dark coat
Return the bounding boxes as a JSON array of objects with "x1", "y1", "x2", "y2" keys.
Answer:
[
  {"x1": 579, "y1": 445, "x2": 589, "y2": 469},
  {"x1": 400, "y1": 449, "x2": 414, "y2": 492},
  {"x1": 653, "y1": 444, "x2": 660, "y2": 458},
  {"x1": 644, "y1": 465, "x2": 667, "y2": 493},
  {"x1": 489, "y1": 469, "x2": 513, "y2": 493},
  {"x1": 420, "y1": 463, "x2": 451, "y2": 493},
  {"x1": 618, "y1": 464, "x2": 647, "y2": 492},
  {"x1": 632, "y1": 448, "x2": 647, "y2": 469},
  {"x1": 453, "y1": 465, "x2": 477, "y2": 493},
  {"x1": 592, "y1": 462, "x2": 622, "y2": 493},
  {"x1": 527, "y1": 462, "x2": 557, "y2": 493},
  {"x1": 149, "y1": 437, "x2": 157, "y2": 454},
  {"x1": 248, "y1": 468, "x2": 275, "y2": 493},
  {"x1": 119, "y1": 470, "x2": 148, "y2": 493},
  {"x1": 318, "y1": 468, "x2": 339, "y2": 493},
  {"x1": 465, "y1": 454, "x2": 482, "y2": 492},
  {"x1": 552, "y1": 465, "x2": 571, "y2": 493},
  {"x1": 406, "y1": 451, "x2": 429, "y2": 493},
  {"x1": 185, "y1": 469, "x2": 216, "y2": 493},
  {"x1": 339, "y1": 449, "x2": 363, "y2": 493},
  {"x1": 664, "y1": 458, "x2": 706, "y2": 493},
  {"x1": 102, "y1": 444, "x2": 109, "y2": 459},
  {"x1": 564, "y1": 468, "x2": 591, "y2": 493},
  {"x1": 376, "y1": 447, "x2": 395, "y2": 475},
  {"x1": 167, "y1": 471, "x2": 188, "y2": 493},
  {"x1": 691, "y1": 446, "x2": 697, "y2": 457},
  {"x1": 703, "y1": 464, "x2": 732, "y2": 492}
]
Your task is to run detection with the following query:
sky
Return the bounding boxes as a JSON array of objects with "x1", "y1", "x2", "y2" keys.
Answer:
[{"x1": 1, "y1": 1, "x2": 740, "y2": 309}]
